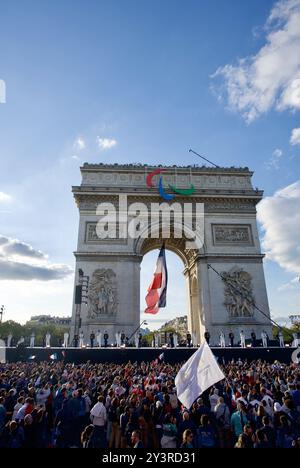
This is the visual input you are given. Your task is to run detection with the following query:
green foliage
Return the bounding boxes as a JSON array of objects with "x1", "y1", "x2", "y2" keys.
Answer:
[
  {"x1": 142, "y1": 332, "x2": 154, "y2": 346},
  {"x1": 0, "y1": 320, "x2": 67, "y2": 346},
  {"x1": 272, "y1": 325, "x2": 298, "y2": 342}
]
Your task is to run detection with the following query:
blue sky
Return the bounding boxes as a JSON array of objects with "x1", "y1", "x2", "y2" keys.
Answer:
[{"x1": 0, "y1": 0, "x2": 299, "y2": 328}]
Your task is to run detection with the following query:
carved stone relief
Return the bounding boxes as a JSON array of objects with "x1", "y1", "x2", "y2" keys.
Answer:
[
  {"x1": 88, "y1": 269, "x2": 118, "y2": 319},
  {"x1": 222, "y1": 268, "x2": 254, "y2": 318},
  {"x1": 212, "y1": 224, "x2": 253, "y2": 245}
]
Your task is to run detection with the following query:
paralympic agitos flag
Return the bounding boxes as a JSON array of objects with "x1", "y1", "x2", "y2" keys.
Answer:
[{"x1": 145, "y1": 245, "x2": 168, "y2": 314}]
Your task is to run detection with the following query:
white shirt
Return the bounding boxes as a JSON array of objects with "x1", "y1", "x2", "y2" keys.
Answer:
[
  {"x1": 261, "y1": 395, "x2": 274, "y2": 416},
  {"x1": 209, "y1": 393, "x2": 219, "y2": 411},
  {"x1": 90, "y1": 402, "x2": 107, "y2": 427},
  {"x1": 12, "y1": 403, "x2": 23, "y2": 421}
]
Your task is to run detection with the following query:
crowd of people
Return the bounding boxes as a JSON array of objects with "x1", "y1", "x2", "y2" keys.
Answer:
[{"x1": 0, "y1": 358, "x2": 299, "y2": 449}]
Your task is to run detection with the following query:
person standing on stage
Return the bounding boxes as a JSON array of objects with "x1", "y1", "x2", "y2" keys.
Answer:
[
  {"x1": 115, "y1": 331, "x2": 121, "y2": 347},
  {"x1": 30, "y1": 332, "x2": 35, "y2": 348},
  {"x1": 121, "y1": 330, "x2": 126, "y2": 346},
  {"x1": 63, "y1": 332, "x2": 69, "y2": 348},
  {"x1": 104, "y1": 330, "x2": 109, "y2": 348},
  {"x1": 90, "y1": 331, "x2": 95, "y2": 348},
  {"x1": 45, "y1": 331, "x2": 51, "y2": 348},
  {"x1": 240, "y1": 330, "x2": 246, "y2": 348},
  {"x1": 169, "y1": 332, "x2": 174, "y2": 348},
  {"x1": 204, "y1": 330, "x2": 210, "y2": 346},
  {"x1": 278, "y1": 330, "x2": 284, "y2": 348},
  {"x1": 74, "y1": 334, "x2": 79, "y2": 348},
  {"x1": 79, "y1": 330, "x2": 84, "y2": 348},
  {"x1": 229, "y1": 331, "x2": 234, "y2": 347},
  {"x1": 96, "y1": 330, "x2": 102, "y2": 348},
  {"x1": 261, "y1": 330, "x2": 268, "y2": 348},
  {"x1": 7, "y1": 333, "x2": 13, "y2": 348},
  {"x1": 186, "y1": 332, "x2": 192, "y2": 347},
  {"x1": 134, "y1": 332, "x2": 139, "y2": 348},
  {"x1": 138, "y1": 332, "x2": 142, "y2": 347},
  {"x1": 251, "y1": 331, "x2": 256, "y2": 347},
  {"x1": 292, "y1": 332, "x2": 299, "y2": 347},
  {"x1": 220, "y1": 331, "x2": 226, "y2": 348},
  {"x1": 174, "y1": 333, "x2": 178, "y2": 348}
]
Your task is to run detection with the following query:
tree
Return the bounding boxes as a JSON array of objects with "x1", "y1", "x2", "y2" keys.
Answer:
[{"x1": 0, "y1": 320, "x2": 68, "y2": 346}]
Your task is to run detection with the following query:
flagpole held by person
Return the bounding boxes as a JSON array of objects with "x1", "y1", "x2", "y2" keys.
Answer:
[{"x1": 175, "y1": 341, "x2": 225, "y2": 410}]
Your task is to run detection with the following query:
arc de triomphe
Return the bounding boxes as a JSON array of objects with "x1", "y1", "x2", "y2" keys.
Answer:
[{"x1": 70, "y1": 163, "x2": 272, "y2": 345}]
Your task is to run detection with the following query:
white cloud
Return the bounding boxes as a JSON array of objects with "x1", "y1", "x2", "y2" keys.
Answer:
[
  {"x1": 211, "y1": 0, "x2": 300, "y2": 122},
  {"x1": 265, "y1": 148, "x2": 283, "y2": 170},
  {"x1": 0, "y1": 192, "x2": 11, "y2": 203},
  {"x1": 278, "y1": 276, "x2": 300, "y2": 291},
  {"x1": 73, "y1": 137, "x2": 86, "y2": 151},
  {"x1": 257, "y1": 181, "x2": 300, "y2": 274},
  {"x1": 290, "y1": 127, "x2": 300, "y2": 145},
  {"x1": 96, "y1": 137, "x2": 117, "y2": 150},
  {"x1": 0, "y1": 235, "x2": 73, "y2": 281}
]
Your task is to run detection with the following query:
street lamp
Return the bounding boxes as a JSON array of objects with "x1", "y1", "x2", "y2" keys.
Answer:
[
  {"x1": 0, "y1": 305, "x2": 4, "y2": 323},
  {"x1": 128, "y1": 320, "x2": 148, "y2": 343}
]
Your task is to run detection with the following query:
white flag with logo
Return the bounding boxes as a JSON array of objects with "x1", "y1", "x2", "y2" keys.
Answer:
[{"x1": 175, "y1": 342, "x2": 225, "y2": 410}]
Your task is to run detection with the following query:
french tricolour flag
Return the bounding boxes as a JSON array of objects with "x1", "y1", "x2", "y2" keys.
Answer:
[{"x1": 145, "y1": 245, "x2": 168, "y2": 315}]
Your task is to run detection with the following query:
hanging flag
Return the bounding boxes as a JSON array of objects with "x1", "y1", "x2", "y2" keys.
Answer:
[
  {"x1": 158, "y1": 352, "x2": 165, "y2": 361},
  {"x1": 49, "y1": 353, "x2": 58, "y2": 361},
  {"x1": 175, "y1": 341, "x2": 225, "y2": 410},
  {"x1": 145, "y1": 245, "x2": 168, "y2": 314}
]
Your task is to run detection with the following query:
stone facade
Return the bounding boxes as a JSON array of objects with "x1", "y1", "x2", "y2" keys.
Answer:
[{"x1": 71, "y1": 164, "x2": 272, "y2": 346}]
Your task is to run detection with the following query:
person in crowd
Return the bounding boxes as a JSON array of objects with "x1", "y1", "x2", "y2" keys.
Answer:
[
  {"x1": 209, "y1": 388, "x2": 219, "y2": 412},
  {"x1": 242, "y1": 424, "x2": 254, "y2": 448},
  {"x1": 261, "y1": 416, "x2": 276, "y2": 447},
  {"x1": 0, "y1": 397, "x2": 6, "y2": 438},
  {"x1": 234, "y1": 433, "x2": 248, "y2": 448},
  {"x1": 231, "y1": 402, "x2": 249, "y2": 441},
  {"x1": 131, "y1": 430, "x2": 144, "y2": 448},
  {"x1": 160, "y1": 414, "x2": 177, "y2": 448},
  {"x1": 81, "y1": 424, "x2": 95, "y2": 448},
  {"x1": 197, "y1": 414, "x2": 216, "y2": 448},
  {"x1": 178, "y1": 411, "x2": 197, "y2": 442},
  {"x1": 181, "y1": 429, "x2": 194, "y2": 448},
  {"x1": 90, "y1": 395, "x2": 107, "y2": 448},
  {"x1": 214, "y1": 397, "x2": 231, "y2": 448},
  {"x1": 0, "y1": 358, "x2": 299, "y2": 449}
]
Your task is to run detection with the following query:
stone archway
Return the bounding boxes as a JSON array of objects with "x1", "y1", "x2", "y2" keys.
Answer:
[{"x1": 71, "y1": 163, "x2": 272, "y2": 346}]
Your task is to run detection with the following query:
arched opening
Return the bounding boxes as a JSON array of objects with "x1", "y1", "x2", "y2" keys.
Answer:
[{"x1": 140, "y1": 247, "x2": 189, "y2": 344}]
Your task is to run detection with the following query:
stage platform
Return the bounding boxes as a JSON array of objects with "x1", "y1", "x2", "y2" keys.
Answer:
[{"x1": 3, "y1": 345, "x2": 299, "y2": 364}]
